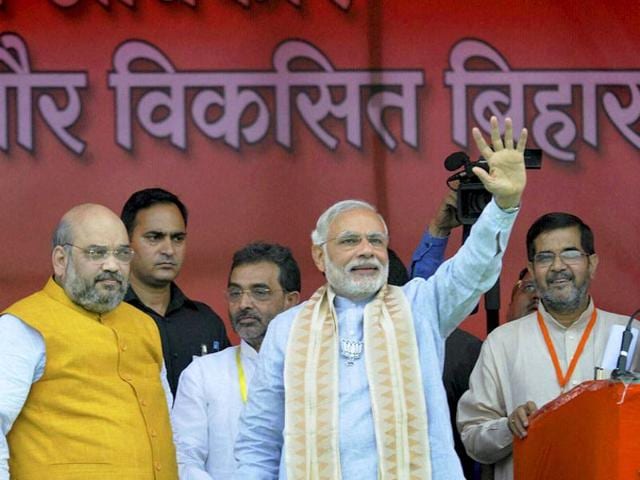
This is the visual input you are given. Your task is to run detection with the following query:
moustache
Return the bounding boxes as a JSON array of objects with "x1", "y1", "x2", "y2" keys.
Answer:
[
  {"x1": 232, "y1": 310, "x2": 262, "y2": 323},
  {"x1": 346, "y1": 258, "x2": 384, "y2": 271},
  {"x1": 94, "y1": 272, "x2": 125, "y2": 284},
  {"x1": 546, "y1": 271, "x2": 573, "y2": 283}
]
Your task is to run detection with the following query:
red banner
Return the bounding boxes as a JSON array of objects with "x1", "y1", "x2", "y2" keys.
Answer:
[{"x1": 1, "y1": 0, "x2": 639, "y2": 338}]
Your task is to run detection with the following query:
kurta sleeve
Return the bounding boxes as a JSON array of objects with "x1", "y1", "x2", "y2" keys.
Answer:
[
  {"x1": 408, "y1": 199, "x2": 518, "y2": 338},
  {"x1": 234, "y1": 311, "x2": 292, "y2": 480},
  {"x1": 172, "y1": 359, "x2": 214, "y2": 480},
  {"x1": 0, "y1": 315, "x2": 46, "y2": 480},
  {"x1": 456, "y1": 337, "x2": 514, "y2": 464}
]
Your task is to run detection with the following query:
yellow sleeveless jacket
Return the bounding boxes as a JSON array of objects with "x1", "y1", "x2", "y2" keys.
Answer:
[{"x1": 4, "y1": 278, "x2": 177, "y2": 480}]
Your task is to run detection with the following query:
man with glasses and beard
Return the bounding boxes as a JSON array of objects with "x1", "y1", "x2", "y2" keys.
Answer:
[
  {"x1": 0, "y1": 204, "x2": 177, "y2": 480},
  {"x1": 457, "y1": 212, "x2": 636, "y2": 480},
  {"x1": 171, "y1": 242, "x2": 300, "y2": 479},
  {"x1": 235, "y1": 116, "x2": 528, "y2": 480}
]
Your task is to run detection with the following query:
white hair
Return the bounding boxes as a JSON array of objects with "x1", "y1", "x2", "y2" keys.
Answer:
[
  {"x1": 311, "y1": 199, "x2": 388, "y2": 246},
  {"x1": 51, "y1": 218, "x2": 73, "y2": 250}
]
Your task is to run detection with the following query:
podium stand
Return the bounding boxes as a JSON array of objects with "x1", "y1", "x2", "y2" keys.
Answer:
[{"x1": 513, "y1": 381, "x2": 640, "y2": 479}]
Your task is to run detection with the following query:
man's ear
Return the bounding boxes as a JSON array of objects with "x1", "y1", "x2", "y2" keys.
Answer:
[
  {"x1": 311, "y1": 244, "x2": 326, "y2": 273},
  {"x1": 587, "y1": 253, "x2": 599, "y2": 279},
  {"x1": 284, "y1": 291, "x2": 300, "y2": 308},
  {"x1": 52, "y1": 245, "x2": 68, "y2": 280}
]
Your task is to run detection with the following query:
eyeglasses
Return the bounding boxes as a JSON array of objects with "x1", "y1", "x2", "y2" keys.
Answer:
[
  {"x1": 226, "y1": 286, "x2": 284, "y2": 303},
  {"x1": 321, "y1": 232, "x2": 389, "y2": 250},
  {"x1": 64, "y1": 244, "x2": 135, "y2": 263},
  {"x1": 533, "y1": 249, "x2": 588, "y2": 268},
  {"x1": 516, "y1": 280, "x2": 537, "y2": 294}
]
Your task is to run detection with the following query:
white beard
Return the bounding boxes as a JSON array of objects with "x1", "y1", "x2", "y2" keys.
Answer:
[
  {"x1": 64, "y1": 259, "x2": 128, "y2": 314},
  {"x1": 324, "y1": 252, "x2": 388, "y2": 301}
]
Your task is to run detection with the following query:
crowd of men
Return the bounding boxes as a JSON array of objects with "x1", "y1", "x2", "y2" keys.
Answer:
[{"x1": 0, "y1": 116, "x2": 636, "y2": 480}]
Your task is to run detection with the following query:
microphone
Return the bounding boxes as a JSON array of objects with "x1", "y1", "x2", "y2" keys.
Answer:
[
  {"x1": 444, "y1": 152, "x2": 469, "y2": 171},
  {"x1": 445, "y1": 155, "x2": 489, "y2": 184},
  {"x1": 611, "y1": 308, "x2": 640, "y2": 379}
]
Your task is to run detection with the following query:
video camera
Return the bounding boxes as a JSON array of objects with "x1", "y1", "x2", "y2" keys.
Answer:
[{"x1": 444, "y1": 149, "x2": 542, "y2": 225}]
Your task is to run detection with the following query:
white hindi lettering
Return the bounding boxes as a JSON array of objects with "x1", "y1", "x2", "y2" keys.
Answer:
[
  {"x1": 108, "y1": 38, "x2": 425, "y2": 152},
  {"x1": 4, "y1": 34, "x2": 638, "y2": 159},
  {"x1": 0, "y1": 33, "x2": 87, "y2": 155},
  {"x1": 445, "y1": 39, "x2": 640, "y2": 161}
]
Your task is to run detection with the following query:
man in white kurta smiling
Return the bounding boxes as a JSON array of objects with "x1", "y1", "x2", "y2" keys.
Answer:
[
  {"x1": 234, "y1": 116, "x2": 528, "y2": 480},
  {"x1": 456, "y1": 212, "x2": 636, "y2": 480},
  {"x1": 171, "y1": 243, "x2": 300, "y2": 480}
]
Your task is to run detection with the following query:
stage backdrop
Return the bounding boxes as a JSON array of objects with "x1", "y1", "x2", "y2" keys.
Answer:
[{"x1": 1, "y1": 0, "x2": 639, "y2": 340}]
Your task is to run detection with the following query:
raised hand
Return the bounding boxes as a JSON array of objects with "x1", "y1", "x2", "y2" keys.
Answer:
[{"x1": 472, "y1": 116, "x2": 527, "y2": 210}]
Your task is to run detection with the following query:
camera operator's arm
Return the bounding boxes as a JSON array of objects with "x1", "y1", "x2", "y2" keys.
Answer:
[
  {"x1": 472, "y1": 117, "x2": 527, "y2": 209},
  {"x1": 410, "y1": 188, "x2": 461, "y2": 280},
  {"x1": 429, "y1": 188, "x2": 460, "y2": 238}
]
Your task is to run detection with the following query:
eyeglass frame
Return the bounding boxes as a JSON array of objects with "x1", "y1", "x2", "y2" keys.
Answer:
[
  {"x1": 225, "y1": 286, "x2": 286, "y2": 303},
  {"x1": 531, "y1": 249, "x2": 590, "y2": 268},
  {"x1": 63, "y1": 243, "x2": 135, "y2": 263}
]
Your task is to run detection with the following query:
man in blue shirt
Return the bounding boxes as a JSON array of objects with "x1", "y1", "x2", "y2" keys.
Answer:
[{"x1": 234, "y1": 116, "x2": 528, "y2": 480}]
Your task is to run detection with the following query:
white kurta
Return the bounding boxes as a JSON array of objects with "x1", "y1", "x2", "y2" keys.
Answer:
[
  {"x1": 457, "y1": 300, "x2": 630, "y2": 480},
  {"x1": 234, "y1": 199, "x2": 518, "y2": 480},
  {"x1": 172, "y1": 341, "x2": 258, "y2": 480}
]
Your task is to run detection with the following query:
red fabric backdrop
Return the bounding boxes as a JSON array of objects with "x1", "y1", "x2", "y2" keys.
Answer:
[{"x1": 1, "y1": 0, "x2": 639, "y2": 340}]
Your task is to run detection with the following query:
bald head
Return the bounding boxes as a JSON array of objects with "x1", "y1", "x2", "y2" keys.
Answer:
[
  {"x1": 52, "y1": 204, "x2": 128, "y2": 250},
  {"x1": 52, "y1": 204, "x2": 131, "y2": 314}
]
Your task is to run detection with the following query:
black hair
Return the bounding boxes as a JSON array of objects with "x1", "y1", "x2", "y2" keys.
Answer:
[
  {"x1": 120, "y1": 188, "x2": 188, "y2": 235},
  {"x1": 517, "y1": 267, "x2": 529, "y2": 281},
  {"x1": 526, "y1": 212, "x2": 595, "y2": 261},
  {"x1": 230, "y1": 242, "x2": 301, "y2": 293}
]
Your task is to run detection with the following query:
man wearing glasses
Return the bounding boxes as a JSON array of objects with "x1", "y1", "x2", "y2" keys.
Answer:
[
  {"x1": 235, "y1": 116, "x2": 528, "y2": 479},
  {"x1": 506, "y1": 267, "x2": 539, "y2": 322},
  {"x1": 458, "y1": 212, "x2": 634, "y2": 480},
  {"x1": 0, "y1": 204, "x2": 177, "y2": 480},
  {"x1": 121, "y1": 188, "x2": 230, "y2": 396},
  {"x1": 171, "y1": 242, "x2": 300, "y2": 480}
]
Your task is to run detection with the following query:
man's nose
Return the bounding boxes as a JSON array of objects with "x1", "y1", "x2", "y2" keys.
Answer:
[
  {"x1": 355, "y1": 238, "x2": 375, "y2": 257},
  {"x1": 549, "y1": 254, "x2": 568, "y2": 271},
  {"x1": 159, "y1": 237, "x2": 175, "y2": 255},
  {"x1": 101, "y1": 254, "x2": 120, "y2": 272},
  {"x1": 238, "y1": 291, "x2": 255, "y2": 308}
]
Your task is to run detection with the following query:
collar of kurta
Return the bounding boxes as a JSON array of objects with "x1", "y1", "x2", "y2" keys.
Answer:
[
  {"x1": 239, "y1": 339, "x2": 258, "y2": 359},
  {"x1": 538, "y1": 297, "x2": 596, "y2": 331}
]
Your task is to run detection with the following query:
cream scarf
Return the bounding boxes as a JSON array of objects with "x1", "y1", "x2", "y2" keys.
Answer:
[{"x1": 284, "y1": 284, "x2": 431, "y2": 480}]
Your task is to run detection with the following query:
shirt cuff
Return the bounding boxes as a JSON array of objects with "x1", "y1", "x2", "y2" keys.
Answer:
[{"x1": 484, "y1": 198, "x2": 520, "y2": 228}]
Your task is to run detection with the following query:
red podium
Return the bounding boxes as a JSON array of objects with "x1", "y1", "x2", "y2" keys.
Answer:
[{"x1": 513, "y1": 381, "x2": 640, "y2": 480}]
